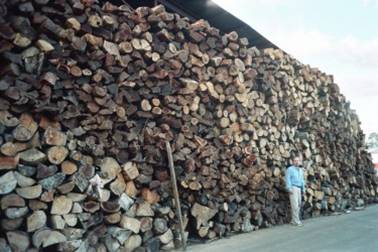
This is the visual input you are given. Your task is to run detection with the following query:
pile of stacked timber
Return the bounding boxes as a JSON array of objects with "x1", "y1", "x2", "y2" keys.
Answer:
[{"x1": 0, "y1": 0, "x2": 377, "y2": 251}]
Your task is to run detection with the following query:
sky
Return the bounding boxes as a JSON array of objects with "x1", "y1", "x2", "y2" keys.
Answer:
[{"x1": 213, "y1": 0, "x2": 378, "y2": 136}]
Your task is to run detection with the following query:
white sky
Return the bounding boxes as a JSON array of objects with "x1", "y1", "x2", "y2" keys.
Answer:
[{"x1": 213, "y1": 0, "x2": 378, "y2": 136}]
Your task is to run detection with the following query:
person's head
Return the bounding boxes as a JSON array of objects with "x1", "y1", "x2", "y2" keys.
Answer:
[
  {"x1": 291, "y1": 153, "x2": 302, "y2": 167},
  {"x1": 292, "y1": 157, "x2": 300, "y2": 166}
]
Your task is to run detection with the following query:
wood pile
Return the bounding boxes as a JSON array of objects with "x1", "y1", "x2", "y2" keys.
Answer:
[{"x1": 0, "y1": 0, "x2": 377, "y2": 251}]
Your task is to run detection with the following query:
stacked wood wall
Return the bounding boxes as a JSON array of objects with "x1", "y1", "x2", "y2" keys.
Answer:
[{"x1": 0, "y1": 0, "x2": 377, "y2": 251}]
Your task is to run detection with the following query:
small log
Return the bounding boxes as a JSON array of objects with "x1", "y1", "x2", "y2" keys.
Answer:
[
  {"x1": 19, "y1": 149, "x2": 46, "y2": 164},
  {"x1": 1, "y1": 194, "x2": 25, "y2": 210},
  {"x1": 123, "y1": 162, "x2": 139, "y2": 180},
  {"x1": 13, "y1": 114, "x2": 38, "y2": 142},
  {"x1": 27, "y1": 210, "x2": 47, "y2": 232},
  {"x1": 61, "y1": 160, "x2": 78, "y2": 175},
  {"x1": 6, "y1": 231, "x2": 30, "y2": 251},
  {"x1": 47, "y1": 146, "x2": 68, "y2": 165},
  {"x1": 153, "y1": 218, "x2": 168, "y2": 234},
  {"x1": 16, "y1": 185, "x2": 42, "y2": 199},
  {"x1": 0, "y1": 172, "x2": 17, "y2": 195},
  {"x1": 142, "y1": 188, "x2": 160, "y2": 204},
  {"x1": 0, "y1": 156, "x2": 19, "y2": 170},
  {"x1": 120, "y1": 216, "x2": 141, "y2": 233},
  {"x1": 51, "y1": 196, "x2": 73, "y2": 215},
  {"x1": 191, "y1": 203, "x2": 218, "y2": 229},
  {"x1": 1, "y1": 142, "x2": 28, "y2": 156},
  {"x1": 99, "y1": 157, "x2": 121, "y2": 181}
]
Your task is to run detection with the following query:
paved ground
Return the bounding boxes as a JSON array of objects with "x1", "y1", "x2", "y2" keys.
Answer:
[{"x1": 186, "y1": 204, "x2": 378, "y2": 252}]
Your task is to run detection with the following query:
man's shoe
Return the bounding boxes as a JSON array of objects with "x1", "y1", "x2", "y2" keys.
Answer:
[{"x1": 290, "y1": 222, "x2": 303, "y2": 227}]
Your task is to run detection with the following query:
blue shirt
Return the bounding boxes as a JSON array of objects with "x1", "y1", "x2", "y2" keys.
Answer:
[{"x1": 285, "y1": 165, "x2": 305, "y2": 192}]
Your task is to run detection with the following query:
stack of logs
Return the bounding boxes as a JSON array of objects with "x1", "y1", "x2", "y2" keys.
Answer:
[{"x1": 0, "y1": 0, "x2": 377, "y2": 251}]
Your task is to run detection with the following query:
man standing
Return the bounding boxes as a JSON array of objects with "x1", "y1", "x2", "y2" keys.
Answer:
[{"x1": 285, "y1": 154, "x2": 305, "y2": 226}]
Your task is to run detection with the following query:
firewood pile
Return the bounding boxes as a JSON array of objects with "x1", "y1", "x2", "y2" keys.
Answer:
[{"x1": 0, "y1": 0, "x2": 377, "y2": 251}]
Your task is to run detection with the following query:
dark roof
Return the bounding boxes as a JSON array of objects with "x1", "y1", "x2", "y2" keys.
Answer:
[{"x1": 113, "y1": 0, "x2": 278, "y2": 49}]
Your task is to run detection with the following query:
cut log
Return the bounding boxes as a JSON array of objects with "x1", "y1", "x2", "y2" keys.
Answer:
[
  {"x1": 123, "y1": 162, "x2": 139, "y2": 180},
  {"x1": 16, "y1": 185, "x2": 42, "y2": 199},
  {"x1": 6, "y1": 231, "x2": 30, "y2": 251},
  {"x1": 141, "y1": 99, "x2": 152, "y2": 112},
  {"x1": 1, "y1": 194, "x2": 25, "y2": 210},
  {"x1": 27, "y1": 210, "x2": 47, "y2": 232},
  {"x1": 123, "y1": 235, "x2": 142, "y2": 252},
  {"x1": 153, "y1": 218, "x2": 168, "y2": 234},
  {"x1": 120, "y1": 216, "x2": 141, "y2": 234},
  {"x1": 61, "y1": 161, "x2": 78, "y2": 175},
  {"x1": 0, "y1": 156, "x2": 19, "y2": 170},
  {"x1": 36, "y1": 40, "x2": 54, "y2": 52},
  {"x1": 47, "y1": 146, "x2": 68, "y2": 165},
  {"x1": 141, "y1": 188, "x2": 160, "y2": 204},
  {"x1": 51, "y1": 196, "x2": 73, "y2": 215},
  {"x1": 12, "y1": 114, "x2": 38, "y2": 142},
  {"x1": 159, "y1": 229, "x2": 173, "y2": 244},
  {"x1": 15, "y1": 171, "x2": 36, "y2": 187},
  {"x1": 0, "y1": 172, "x2": 18, "y2": 195},
  {"x1": 44, "y1": 127, "x2": 67, "y2": 146},
  {"x1": 136, "y1": 202, "x2": 154, "y2": 217},
  {"x1": 1, "y1": 142, "x2": 28, "y2": 156},
  {"x1": 99, "y1": 157, "x2": 121, "y2": 181},
  {"x1": 19, "y1": 149, "x2": 46, "y2": 164},
  {"x1": 191, "y1": 203, "x2": 218, "y2": 229}
]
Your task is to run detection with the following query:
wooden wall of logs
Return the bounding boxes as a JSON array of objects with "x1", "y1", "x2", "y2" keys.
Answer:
[{"x1": 0, "y1": 0, "x2": 377, "y2": 251}]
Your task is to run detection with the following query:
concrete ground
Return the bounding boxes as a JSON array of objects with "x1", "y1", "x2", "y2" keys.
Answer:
[{"x1": 186, "y1": 204, "x2": 378, "y2": 252}]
